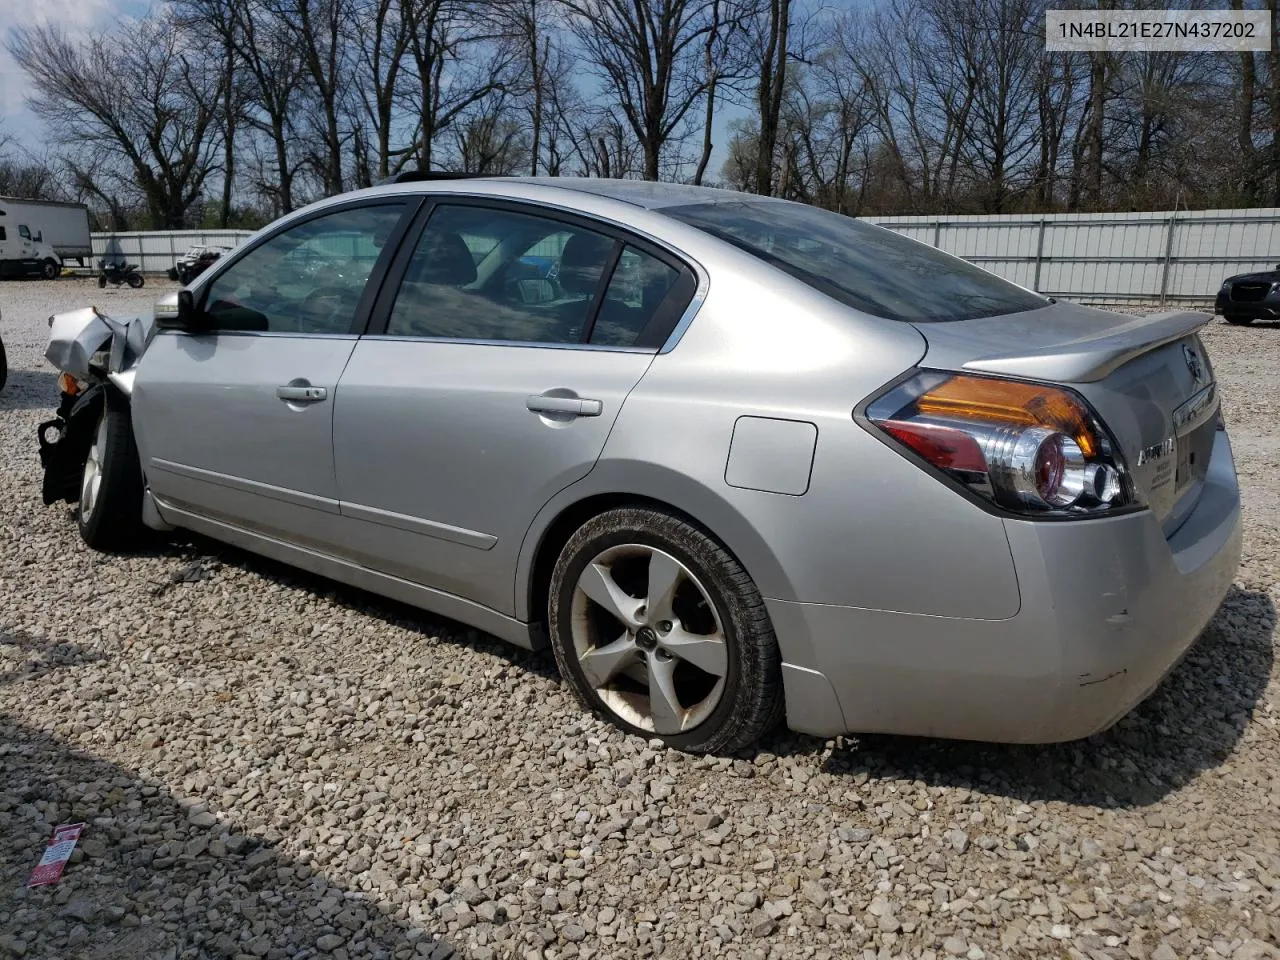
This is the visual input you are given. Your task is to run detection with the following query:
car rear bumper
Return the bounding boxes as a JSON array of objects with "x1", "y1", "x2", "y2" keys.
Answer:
[{"x1": 771, "y1": 429, "x2": 1243, "y2": 743}]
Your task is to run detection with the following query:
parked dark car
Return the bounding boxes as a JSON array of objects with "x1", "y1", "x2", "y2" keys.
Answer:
[
  {"x1": 167, "y1": 244, "x2": 232, "y2": 284},
  {"x1": 1215, "y1": 265, "x2": 1280, "y2": 325}
]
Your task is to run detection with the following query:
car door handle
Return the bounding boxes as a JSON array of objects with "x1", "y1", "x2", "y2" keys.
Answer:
[
  {"x1": 276, "y1": 385, "x2": 327, "y2": 402},
  {"x1": 526, "y1": 395, "x2": 603, "y2": 417}
]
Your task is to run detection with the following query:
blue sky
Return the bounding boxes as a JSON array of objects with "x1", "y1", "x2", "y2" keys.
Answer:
[
  {"x1": 0, "y1": 0, "x2": 152, "y2": 148},
  {"x1": 0, "y1": 0, "x2": 751, "y2": 176}
]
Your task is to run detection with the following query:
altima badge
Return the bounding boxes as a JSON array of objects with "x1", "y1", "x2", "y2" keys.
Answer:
[{"x1": 1137, "y1": 436, "x2": 1176, "y2": 466}]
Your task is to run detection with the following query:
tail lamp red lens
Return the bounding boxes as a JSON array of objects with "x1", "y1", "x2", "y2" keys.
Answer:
[{"x1": 866, "y1": 371, "x2": 1133, "y2": 517}]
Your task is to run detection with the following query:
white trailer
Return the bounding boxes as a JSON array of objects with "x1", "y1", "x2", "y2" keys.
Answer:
[{"x1": 0, "y1": 197, "x2": 93, "y2": 279}]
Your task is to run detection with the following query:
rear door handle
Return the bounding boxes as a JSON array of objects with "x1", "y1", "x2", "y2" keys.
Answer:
[
  {"x1": 526, "y1": 395, "x2": 603, "y2": 417},
  {"x1": 277, "y1": 384, "x2": 328, "y2": 402}
]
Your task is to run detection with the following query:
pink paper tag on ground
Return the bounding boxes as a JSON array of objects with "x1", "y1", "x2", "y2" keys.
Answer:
[{"x1": 27, "y1": 823, "x2": 86, "y2": 887}]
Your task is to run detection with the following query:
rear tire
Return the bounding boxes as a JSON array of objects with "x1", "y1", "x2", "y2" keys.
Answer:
[
  {"x1": 0, "y1": 338, "x2": 7, "y2": 393},
  {"x1": 1225, "y1": 316, "x2": 1254, "y2": 326},
  {"x1": 548, "y1": 506, "x2": 784, "y2": 754},
  {"x1": 126, "y1": 273, "x2": 144, "y2": 289},
  {"x1": 77, "y1": 394, "x2": 148, "y2": 552}
]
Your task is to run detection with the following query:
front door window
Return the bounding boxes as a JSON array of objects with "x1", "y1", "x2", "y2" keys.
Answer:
[{"x1": 202, "y1": 204, "x2": 406, "y2": 334}]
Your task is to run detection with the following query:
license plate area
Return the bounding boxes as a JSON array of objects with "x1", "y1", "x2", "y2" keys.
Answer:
[{"x1": 1172, "y1": 382, "x2": 1217, "y2": 495}]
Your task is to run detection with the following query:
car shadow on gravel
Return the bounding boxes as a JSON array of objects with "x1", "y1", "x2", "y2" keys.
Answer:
[
  {"x1": 1215, "y1": 319, "x2": 1280, "y2": 331},
  {"x1": 0, "y1": 643, "x2": 460, "y2": 960},
  {"x1": 0, "y1": 368, "x2": 58, "y2": 411},
  {"x1": 0, "y1": 627, "x2": 107, "y2": 686},
  {"x1": 815, "y1": 585, "x2": 1276, "y2": 809},
  {"x1": 150, "y1": 532, "x2": 562, "y2": 681}
]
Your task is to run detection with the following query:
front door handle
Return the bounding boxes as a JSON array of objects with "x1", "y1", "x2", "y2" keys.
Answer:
[
  {"x1": 277, "y1": 384, "x2": 328, "y2": 402},
  {"x1": 526, "y1": 395, "x2": 603, "y2": 417}
]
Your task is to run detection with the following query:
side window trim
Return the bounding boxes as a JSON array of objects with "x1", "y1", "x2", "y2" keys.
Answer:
[
  {"x1": 365, "y1": 194, "x2": 698, "y2": 350},
  {"x1": 580, "y1": 240, "x2": 624, "y2": 345},
  {"x1": 195, "y1": 196, "x2": 422, "y2": 337},
  {"x1": 365, "y1": 198, "x2": 439, "y2": 338},
  {"x1": 632, "y1": 265, "x2": 699, "y2": 349}
]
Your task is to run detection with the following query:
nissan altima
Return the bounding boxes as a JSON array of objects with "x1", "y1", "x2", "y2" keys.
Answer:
[{"x1": 38, "y1": 176, "x2": 1242, "y2": 753}]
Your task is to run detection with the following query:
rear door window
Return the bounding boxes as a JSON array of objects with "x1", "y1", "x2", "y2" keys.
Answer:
[{"x1": 384, "y1": 204, "x2": 618, "y2": 344}]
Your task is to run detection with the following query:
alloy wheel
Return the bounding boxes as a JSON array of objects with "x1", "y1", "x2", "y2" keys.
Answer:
[
  {"x1": 80, "y1": 414, "x2": 107, "y2": 520},
  {"x1": 570, "y1": 544, "x2": 728, "y2": 735}
]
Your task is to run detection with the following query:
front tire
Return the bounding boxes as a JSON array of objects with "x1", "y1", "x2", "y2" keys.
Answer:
[
  {"x1": 77, "y1": 395, "x2": 147, "y2": 552},
  {"x1": 548, "y1": 506, "x2": 784, "y2": 754},
  {"x1": 97, "y1": 274, "x2": 107, "y2": 288},
  {"x1": 41, "y1": 259, "x2": 58, "y2": 280}
]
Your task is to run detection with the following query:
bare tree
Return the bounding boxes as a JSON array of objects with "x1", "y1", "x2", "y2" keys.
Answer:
[
  {"x1": 10, "y1": 14, "x2": 224, "y2": 227},
  {"x1": 693, "y1": 0, "x2": 755, "y2": 185},
  {"x1": 779, "y1": 42, "x2": 875, "y2": 212},
  {"x1": 1230, "y1": 0, "x2": 1260, "y2": 201},
  {"x1": 351, "y1": 0, "x2": 414, "y2": 183},
  {"x1": 400, "y1": 0, "x2": 515, "y2": 170},
  {"x1": 228, "y1": 0, "x2": 308, "y2": 213},
  {"x1": 559, "y1": 0, "x2": 720, "y2": 180},
  {"x1": 1032, "y1": 51, "x2": 1082, "y2": 207},
  {"x1": 539, "y1": 59, "x2": 593, "y2": 175},
  {"x1": 173, "y1": 0, "x2": 246, "y2": 226},
  {"x1": 497, "y1": 0, "x2": 558, "y2": 174},
  {"x1": 932, "y1": 0, "x2": 1044, "y2": 212},
  {"x1": 747, "y1": 0, "x2": 795, "y2": 195},
  {"x1": 452, "y1": 93, "x2": 532, "y2": 173},
  {"x1": 277, "y1": 0, "x2": 356, "y2": 195}
]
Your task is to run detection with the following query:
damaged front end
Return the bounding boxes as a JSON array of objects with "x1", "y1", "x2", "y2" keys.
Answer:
[{"x1": 38, "y1": 305, "x2": 154, "y2": 506}]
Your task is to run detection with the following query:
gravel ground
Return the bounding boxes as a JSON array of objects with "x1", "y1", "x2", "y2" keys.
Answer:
[{"x1": 2, "y1": 278, "x2": 1279, "y2": 960}]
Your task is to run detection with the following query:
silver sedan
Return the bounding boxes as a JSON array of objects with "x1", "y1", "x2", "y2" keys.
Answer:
[{"x1": 39, "y1": 177, "x2": 1242, "y2": 753}]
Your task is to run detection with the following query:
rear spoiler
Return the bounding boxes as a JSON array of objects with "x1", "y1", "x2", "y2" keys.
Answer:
[{"x1": 962, "y1": 310, "x2": 1212, "y2": 383}]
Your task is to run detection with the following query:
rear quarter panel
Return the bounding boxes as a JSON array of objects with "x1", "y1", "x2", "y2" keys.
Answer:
[{"x1": 518, "y1": 255, "x2": 1024, "y2": 667}]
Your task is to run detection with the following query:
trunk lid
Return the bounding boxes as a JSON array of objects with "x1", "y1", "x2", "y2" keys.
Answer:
[{"x1": 913, "y1": 300, "x2": 1218, "y2": 534}]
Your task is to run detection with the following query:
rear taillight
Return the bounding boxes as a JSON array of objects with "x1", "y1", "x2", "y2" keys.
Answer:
[{"x1": 865, "y1": 371, "x2": 1134, "y2": 518}]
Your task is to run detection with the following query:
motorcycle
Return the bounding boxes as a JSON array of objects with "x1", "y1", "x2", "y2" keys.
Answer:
[{"x1": 97, "y1": 259, "x2": 145, "y2": 289}]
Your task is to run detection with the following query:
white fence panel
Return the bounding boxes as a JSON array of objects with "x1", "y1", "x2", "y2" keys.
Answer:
[
  {"x1": 93, "y1": 209, "x2": 1280, "y2": 306},
  {"x1": 90, "y1": 229, "x2": 255, "y2": 276},
  {"x1": 868, "y1": 208, "x2": 1280, "y2": 305}
]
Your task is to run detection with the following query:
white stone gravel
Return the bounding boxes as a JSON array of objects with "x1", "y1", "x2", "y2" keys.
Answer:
[{"x1": 2, "y1": 279, "x2": 1279, "y2": 960}]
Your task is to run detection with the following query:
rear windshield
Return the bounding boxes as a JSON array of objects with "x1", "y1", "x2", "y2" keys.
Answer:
[{"x1": 662, "y1": 200, "x2": 1047, "y2": 323}]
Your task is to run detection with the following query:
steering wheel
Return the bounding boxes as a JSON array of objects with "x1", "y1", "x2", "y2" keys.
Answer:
[{"x1": 298, "y1": 285, "x2": 359, "y2": 331}]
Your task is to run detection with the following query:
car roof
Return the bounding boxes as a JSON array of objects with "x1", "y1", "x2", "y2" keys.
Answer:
[
  {"x1": 361, "y1": 176, "x2": 761, "y2": 212},
  {"x1": 514, "y1": 177, "x2": 749, "y2": 209}
]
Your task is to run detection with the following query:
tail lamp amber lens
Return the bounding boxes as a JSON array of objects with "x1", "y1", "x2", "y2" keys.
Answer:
[{"x1": 914, "y1": 374, "x2": 1100, "y2": 459}]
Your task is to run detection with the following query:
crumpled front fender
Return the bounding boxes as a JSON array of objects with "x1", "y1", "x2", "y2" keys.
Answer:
[{"x1": 45, "y1": 306, "x2": 154, "y2": 391}]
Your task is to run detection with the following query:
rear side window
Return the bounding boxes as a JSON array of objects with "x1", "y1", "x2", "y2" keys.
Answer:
[
  {"x1": 590, "y1": 246, "x2": 680, "y2": 347},
  {"x1": 663, "y1": 200, "x2": 1046, "y2": 323}
]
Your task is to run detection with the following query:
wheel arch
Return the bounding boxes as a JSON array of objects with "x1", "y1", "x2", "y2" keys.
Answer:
[{"x1": 516, "y1": 462, "x2": 799, "y2": 648}]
